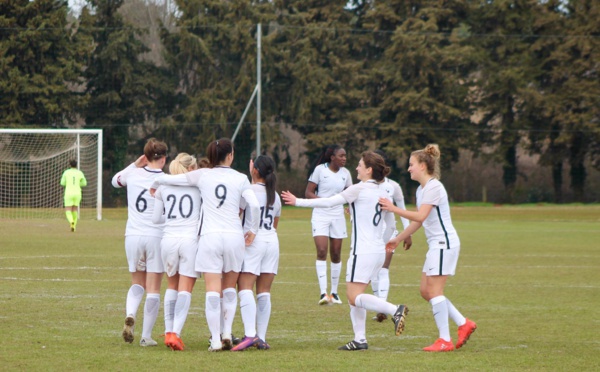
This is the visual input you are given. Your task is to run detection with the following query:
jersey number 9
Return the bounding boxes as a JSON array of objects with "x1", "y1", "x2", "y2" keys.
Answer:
[{"x1": 215, "y1": 184, "x2": 227, "y2": 208}]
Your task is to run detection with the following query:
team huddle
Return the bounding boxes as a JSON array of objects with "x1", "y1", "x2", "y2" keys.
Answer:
[{"x1": 111, "y1": 137, "x2": 476, "y2": 352}]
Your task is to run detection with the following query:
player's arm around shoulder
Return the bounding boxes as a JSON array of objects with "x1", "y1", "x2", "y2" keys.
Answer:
[{"x1": 152, "y1": 189, "x2": 165, "y2": 224}]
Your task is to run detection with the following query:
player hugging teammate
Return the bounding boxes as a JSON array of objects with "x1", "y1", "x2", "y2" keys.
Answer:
[{"x1": 112, "y1": 139, "x2": 476, "y2": 352}]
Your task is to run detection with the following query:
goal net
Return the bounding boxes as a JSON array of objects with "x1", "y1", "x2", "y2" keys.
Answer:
[{"x1": 0, "y1": 129, "x2": 102, "y2": 220}]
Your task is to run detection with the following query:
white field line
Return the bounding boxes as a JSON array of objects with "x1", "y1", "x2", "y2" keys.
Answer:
[
  {"x1": 0, "y1": 255, "x2": 108, "y2": 260},
  {"x1": 1, "y1": 253, "x2": 598, "y2": 259},
  {"x1": 1, "y1": 263, "x2": 596, "y2": 271},
  {"x1": 0, "y1": 266, "x2": 120, "y2": 270},
  {"x1": 1, "y1": 276, "x2": 598, "y2": 288}
]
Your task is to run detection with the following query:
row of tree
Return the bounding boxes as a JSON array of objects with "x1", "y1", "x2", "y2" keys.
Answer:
[{"x1": 1, "y1": 0, "x2": 598, "y2": 204}]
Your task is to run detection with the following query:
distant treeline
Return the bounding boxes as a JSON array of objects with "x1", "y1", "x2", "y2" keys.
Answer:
[{"x1": 1, "y1": 0, "x2": 598, "y2": 204}]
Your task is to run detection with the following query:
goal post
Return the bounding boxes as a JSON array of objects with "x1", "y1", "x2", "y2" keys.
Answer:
[{"x1": 0, "y1": 129, "x2": 103, "y2": 220}]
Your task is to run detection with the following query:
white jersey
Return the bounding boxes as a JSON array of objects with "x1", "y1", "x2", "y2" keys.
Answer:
[
  {"x1": 296, "y1": 180, "x2": 396, "y2": 255},
  {"x1": 381, "y1": 177, "x2": 410, "y2": 230},
  {"x1": 343, "y1": 181, "x2": 396, "y2": 255},
  {"x1": 307, "y1": 163, "x2": 352, "y2": 221},
  {"x1": 154, "y1": 185, "x2": 202, "y2": 238},
  {"x1": 112, "y1": 163, "x2": 164, "y2": 237},
  {"x1": 416, "y1": 178, "x2": 460, "y2": 250},
  {"x1": 154, "y1": 166, "x2": 260, "y2": 236},
  {"x1": 242, "y1": 183, "x2": 282, "y2": 239}
]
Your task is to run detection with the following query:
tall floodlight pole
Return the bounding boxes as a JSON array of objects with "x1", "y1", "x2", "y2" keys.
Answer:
[
  {"x1": 232, "y1": 23, "x2": 262, "y2": 152},
  {"x1": 257, "y1": 23, "x2": 262, "y2": 155}
]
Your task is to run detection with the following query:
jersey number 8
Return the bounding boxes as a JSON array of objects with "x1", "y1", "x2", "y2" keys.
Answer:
[{"x1": 373, "y1": 203, "x2": 382, "y2": 226}]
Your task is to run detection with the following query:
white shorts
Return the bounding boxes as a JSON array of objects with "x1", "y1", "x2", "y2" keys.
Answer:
[
  {"x1": 422, "y1": 247, "x2": 460, "y2": 276},
  {"x1": 160, "y1": 237, "x2": 199, "y2": 278},
  {"x1": 196, "y1": 232, "x2": 245, "y2": 274},
  {"x1": 125, "y1": 235, "x2": 164, "y2": 273},
  {"x1": 346, "y1": 252, "x2": 385, "y2": 284},
  {"x1": 240, "y1": 235, "x2": 279, "y2": 275},
  {"x1": 311, "y1": 218, "x2": 347, "y2": 239}
]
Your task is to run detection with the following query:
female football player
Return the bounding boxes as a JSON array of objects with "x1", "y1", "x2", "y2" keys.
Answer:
[
  {"x1": 371, "y1": 149, "x2": 412, "y2": 322},
  {"x1": 151, "y1": 138, "x2": 260, "y2": 352},
  {"x1": 112, "y1": 138, "x2": 167, "y2": 347},
  {"x1": 283, "y1": 151, "x2": 409, "y2": 351},
  {"x1": 152, "y1": 153, "x2": 201, "y2": 351},
  {"x1": 305, "y1": 145, "x2": 352, "y2": 305},
  {"x1": 232, "y1": 155, "x2": 281, "y2": 351},
  {"x1": 380, "y1": 144, "x2": 477, "y2": 352}
]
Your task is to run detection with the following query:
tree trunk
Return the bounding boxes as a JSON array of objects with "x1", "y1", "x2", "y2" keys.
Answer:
[
  {"x1": 552, "y1": 161, "x2": 563, "y2": 203},
  {"x1": 549, "y1": 132, "x2": 563, "y2": 203},
  {"x1": 502, "y1": 142, "x2": 517, "y2": 203},
  {"x1": 569, "y1": 132, "x2": 587, "y2": 202}
]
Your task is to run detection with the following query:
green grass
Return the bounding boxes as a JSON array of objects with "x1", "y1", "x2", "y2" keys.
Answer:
[{"x1": 1, "y1": 205, "x2": 599, "y2": 371}]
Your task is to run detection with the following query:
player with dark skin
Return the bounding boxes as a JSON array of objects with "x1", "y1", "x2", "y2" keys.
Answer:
[{"x1": 305, "y1": 147, "x2": 347, "y2": 275}]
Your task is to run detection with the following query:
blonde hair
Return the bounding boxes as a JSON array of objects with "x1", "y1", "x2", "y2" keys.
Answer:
[
  {"x1": 411, "y1": 144, "x2": 441, "y2": 179},
  {"x1": 169, "y1": 153, "x2": 197, "y2": 175}
]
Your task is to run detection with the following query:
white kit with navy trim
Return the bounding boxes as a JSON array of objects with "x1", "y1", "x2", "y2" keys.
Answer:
[
  {"x1": 307, "y1": 163, "x2": 352, "y2": 220},
  {"x1": 112, "y1": 163, "x2": 164, "y2": 237},
  {"x1": 416, "y1": 178, "x2": 460, "y2": 250}
]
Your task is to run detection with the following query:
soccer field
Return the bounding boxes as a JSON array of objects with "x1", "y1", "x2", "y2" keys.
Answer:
[{"x1": 1, "y1": 205, "x2": 599, "y2": 370}]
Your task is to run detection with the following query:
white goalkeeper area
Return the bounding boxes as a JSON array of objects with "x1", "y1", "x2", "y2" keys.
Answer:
[{"x1": 0, "y1": 129, "x2": 103, "y2": 220}]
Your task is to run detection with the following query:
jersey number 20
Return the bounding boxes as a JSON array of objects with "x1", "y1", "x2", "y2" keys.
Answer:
[{"x1": 166, "y1": 194, "x2": 194, "y2": 219}]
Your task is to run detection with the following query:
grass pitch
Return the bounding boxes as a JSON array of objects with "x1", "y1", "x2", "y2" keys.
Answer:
[{"x1": 0, "y1": 205, "x2": 599, "y2": 370}]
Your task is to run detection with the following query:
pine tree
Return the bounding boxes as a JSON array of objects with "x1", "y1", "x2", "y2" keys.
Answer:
[
  {"x1": 0, "y1": 0, "x2": 89, "y2": 126},
  {"x1": 521, "y1": 0, "x2": 568, "y2": 202},
  {"x1": 161, "y1": 0, "x2": 274, "y2": 168},
  {"x1": 554, "y1": 0, "x2": 600, "y2": 202},
  {"x1": 266, "y1": 0, "x2": 366, "y2": 171},
  {"x1": 356, "y1": 0, "x2": 476, "y2": 195},
  {"x1": 468, "y1": 0, "x2": 540, "y2": 202},
  {"x1": 522, "y1": 0, "x2": 599, "y2": 202},
  {"x1": 79, "y1": 0, "x2": 177, "y2": 205}
]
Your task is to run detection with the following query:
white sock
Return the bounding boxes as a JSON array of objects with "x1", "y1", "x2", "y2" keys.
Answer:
[
  {"x1": 205, "y1": 292, "x2": 221, "y2": 342},
  {"x1": 330, "y1": 262, "x2": 342, "y2": 294},
  {"x1": 355, "y1": 293, "x2": 397, "y2": 315},
  {"x1": 141, "y1": 293, "x2": 160, "y2": 339},
  {"x1": 221, "y1": 288, "x2": 237, "y2": 338},
  {"x1": 173, "y1": 291, "x2": 192, "y2": 336},
  {"x1": 256, "y1": 292, "x2": 271, "y2": 341},
  {"x1": 316, "y1": 260, "x2": 327, "y2": 294},
  {"x1": 430, "y1": 295, "x2": 451, "y2": 342},
  {"x1": 371, "y1": 277, "x2": 379, "y2": 297},
  {"x1": 377, "y1": 268, "x2": 390, "y2": 301},
  {"x1": 446, "y1": 298, "x2": 466, "y2": 326},
  {"x1": 220, "y1": 297, "x2": 224, "y2": 334},
  {"x1": 164, "y1": 289, "x2": 177, "y2": 333},
  {"x1": 350, "y1": 305, "x2": 367, "y2": 343},
  {"x1": 238, "y1": 289, "x2": 257, "y2": 337},
  {"x1": 125, "y1": 284, "x2": 144, "y2": 318}
]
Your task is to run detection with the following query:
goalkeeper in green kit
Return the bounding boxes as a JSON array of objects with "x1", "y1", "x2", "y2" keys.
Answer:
[{"x1": 60, "y1": 159, "x2": 87, "y2": 232}]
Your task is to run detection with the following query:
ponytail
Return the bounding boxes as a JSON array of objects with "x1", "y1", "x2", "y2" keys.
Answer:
[
  {"x1": 254, "y1": 155, "x2": 277, "y2": 206},
  {"x1": 169, "y1": 153, "x2": 197, "y2": 175}
]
